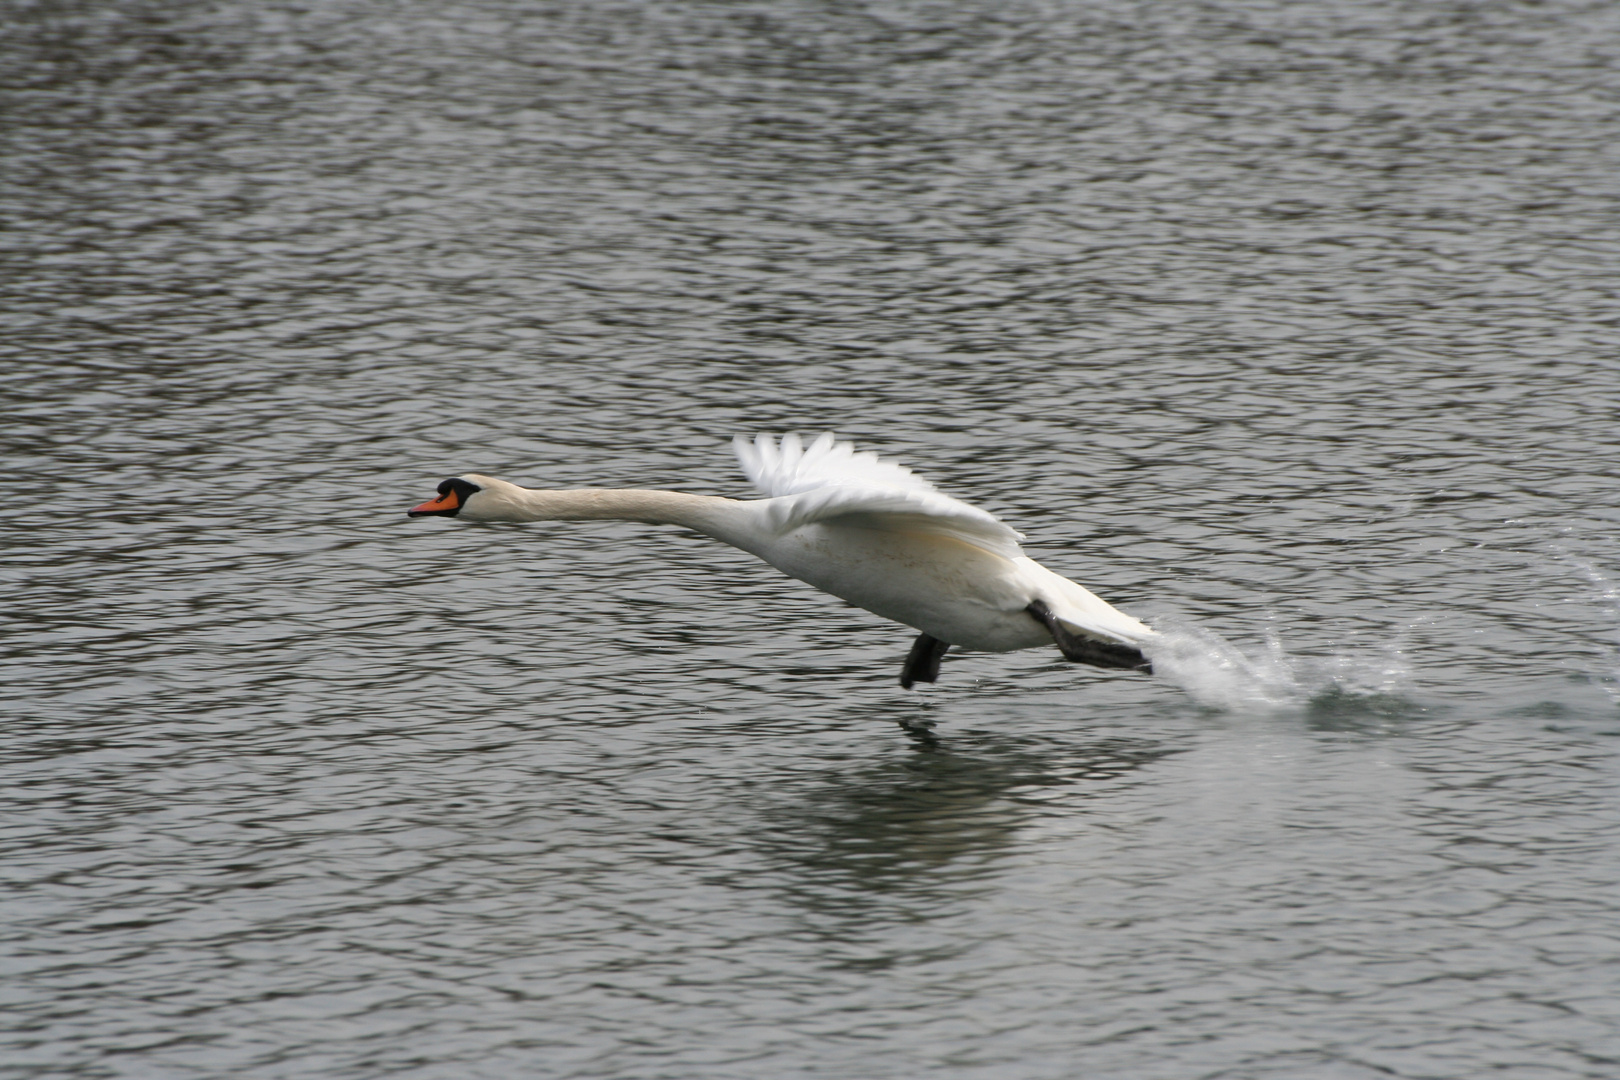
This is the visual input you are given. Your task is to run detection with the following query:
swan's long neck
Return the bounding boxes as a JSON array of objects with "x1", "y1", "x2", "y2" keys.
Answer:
[{"x1": 463, "y1": 478, "x2": 770, "y2": 554}]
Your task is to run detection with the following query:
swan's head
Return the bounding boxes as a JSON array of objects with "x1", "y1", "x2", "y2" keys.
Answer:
[
  {"x1": 408, "y1": 474, "x2": 533, "y2": 520},
  {"x1": 407, "y1": 476, "x2": 484, "y2": 518}
]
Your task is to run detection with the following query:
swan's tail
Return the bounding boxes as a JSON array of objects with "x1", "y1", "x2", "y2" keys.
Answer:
[
  {"x1": 1028, "y1": 599, "x2": 1154, "y2": 672},
  {"x1": 1022, "y1": 558, "x2": 1157, "y2": 647}
]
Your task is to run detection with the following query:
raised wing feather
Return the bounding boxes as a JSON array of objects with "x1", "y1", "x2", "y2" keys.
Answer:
[{"x1": 733, "y1": 433, "x2": 1025, "y2": 558}]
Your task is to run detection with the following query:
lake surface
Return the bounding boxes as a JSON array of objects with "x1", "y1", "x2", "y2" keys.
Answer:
[{"x1": 4, "y1": 1, "x2": 1619, "y2": 1077}]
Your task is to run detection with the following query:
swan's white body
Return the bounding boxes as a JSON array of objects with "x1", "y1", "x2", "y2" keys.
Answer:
[{"x1": 414, "y1": 434, "x2": 1154, "y2": 679}]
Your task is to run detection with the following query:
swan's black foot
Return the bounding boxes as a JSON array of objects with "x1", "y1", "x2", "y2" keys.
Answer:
[
  {"x1": 1026, "y1": 599, "x2": 1153, "y2": 673},
  {"x1": 900, "y1": 632, "x2": 952, "y2": 689}
]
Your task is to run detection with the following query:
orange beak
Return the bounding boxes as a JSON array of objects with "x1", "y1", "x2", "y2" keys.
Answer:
[{"x1": 408, "y1": 490, "x2": 460, "y2": 516}]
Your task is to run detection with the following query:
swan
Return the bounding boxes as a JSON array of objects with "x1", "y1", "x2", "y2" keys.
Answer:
[{"x1": 407, "y1": 433, "x2": 1155, "y2": 688}]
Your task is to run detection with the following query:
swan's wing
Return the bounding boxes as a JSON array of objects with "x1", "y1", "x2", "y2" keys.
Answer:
[{"x1": 733, "y1": 433, "x2": 1025, "y2": 558}]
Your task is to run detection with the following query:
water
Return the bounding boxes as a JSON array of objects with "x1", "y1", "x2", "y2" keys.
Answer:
[{"x1": 4, "y1": 0, "x2": 1619, "y2": 1076}]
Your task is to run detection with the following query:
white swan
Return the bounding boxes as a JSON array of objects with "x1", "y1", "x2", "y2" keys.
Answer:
[{"x1": 407, "y1": 433, "x2": 1155, "y2": 688}]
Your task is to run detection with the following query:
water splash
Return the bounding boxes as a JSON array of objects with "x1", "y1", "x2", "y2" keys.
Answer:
[
  {"x1": 1548, "y1": 542, "x2": 1620, "y2": 704},
  {"x1": 1144, "y1": 617, "x2": 1413, "y2": 714}
]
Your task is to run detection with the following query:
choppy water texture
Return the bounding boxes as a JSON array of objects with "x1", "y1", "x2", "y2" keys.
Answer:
[{"x1": 4, "y1": 1, "x2": 1620, "y2": 1077}]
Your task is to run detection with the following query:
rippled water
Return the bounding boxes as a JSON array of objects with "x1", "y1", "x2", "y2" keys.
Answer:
[{"x1": 5, "y1": 1, "x2": 1620, "y2": 1077}]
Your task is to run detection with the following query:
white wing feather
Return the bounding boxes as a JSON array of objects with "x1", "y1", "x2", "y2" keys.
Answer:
[{"x1": 733, "y1": 433, "x2": 1026, "y2": 559}]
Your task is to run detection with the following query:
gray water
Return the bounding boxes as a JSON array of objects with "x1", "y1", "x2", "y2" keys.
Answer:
[{"x1": 4, "y1": 1, "x2": 1620, "y2": 1077}]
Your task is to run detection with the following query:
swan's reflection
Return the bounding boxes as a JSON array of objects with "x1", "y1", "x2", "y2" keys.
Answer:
[{"x1": 749, "y1": 707, "x2": 1176, "y2": 925}]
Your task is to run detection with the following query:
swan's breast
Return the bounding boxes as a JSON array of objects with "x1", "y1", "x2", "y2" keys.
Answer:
[{"x1": 756, "y1": 523, "x2": 1050, "y2": 652}]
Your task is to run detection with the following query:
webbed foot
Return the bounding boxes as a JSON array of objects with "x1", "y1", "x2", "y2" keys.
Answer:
[
  {"x1": 899, "y1": 632, "x2": 952, "y2": 689},
  {"x1": 1026, "y1": 599, "x2": 1153, "y2": 673}
]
